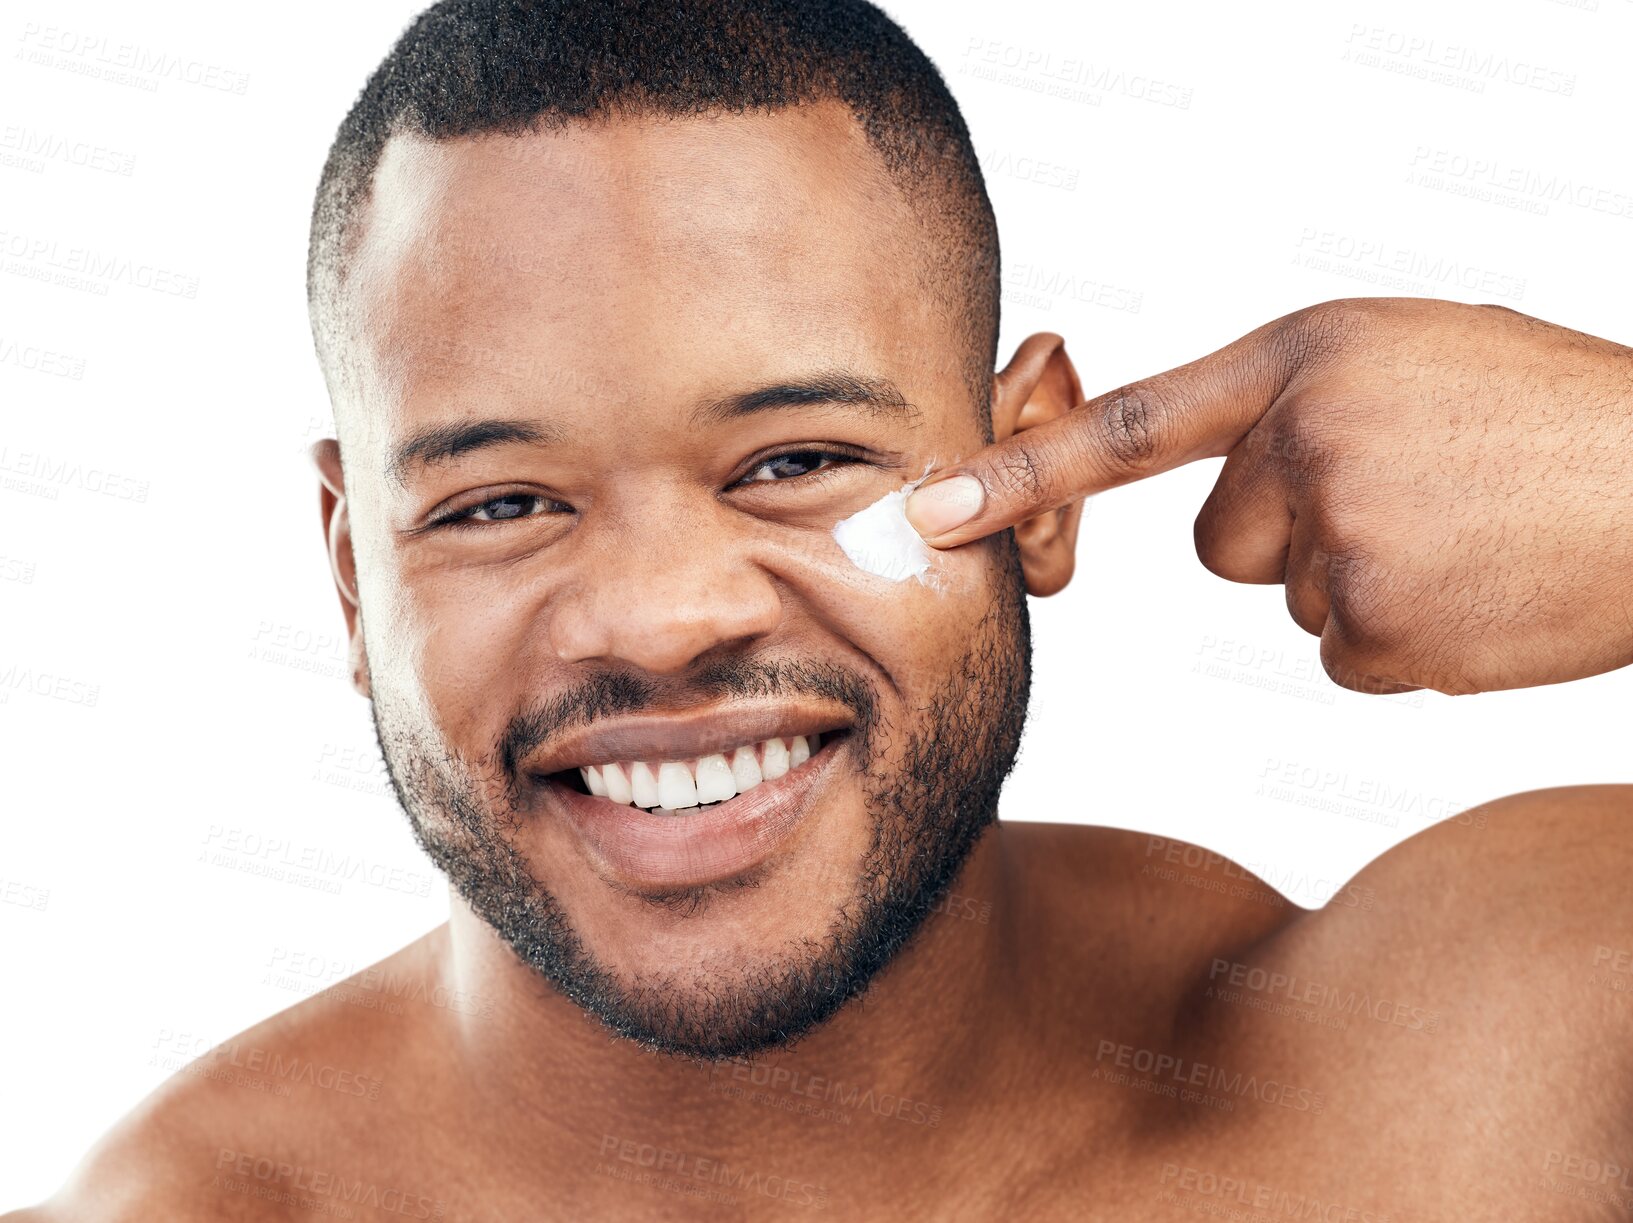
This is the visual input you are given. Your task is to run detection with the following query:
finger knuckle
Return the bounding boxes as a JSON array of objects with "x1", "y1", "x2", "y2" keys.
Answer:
[
  {"x1": 1327, "y1": 557, "x2": 1447, "y2": 662},
  {"x1": 1192, "y1": 521, "x2": 1228, "y2": 578},
  {"x1": 1284, "y1": 580, "x2": 1327, "y2": 636},
  {"x1": 991, "y1": 442, "x2": 1046, "y2": 502},
  {"x1": 1098, "y1": 384, "x2": 1166, "y2": 471},
  {"x1": 1192, "y1": 493, "x2": 1252, "y2": 579},
  {"x1": 1320, "y1": 647, "x2": 1407, "y2": 694},
  {"x1": 1192, "y1": 509, "x2": 1222, "y2": 570},
  {"x1": 1322, "y1": 555, "x2": 1503, "y2": 693},
  {"x1": 1276, "y1": 299, "x2": 1374, "y2": 369},
  {"x1": 1319, "y1": 619, "x2": 1409, "y2": 692},
  {"x1": 1325, "y1": 557, "x2": 1402, "y2": 640}
]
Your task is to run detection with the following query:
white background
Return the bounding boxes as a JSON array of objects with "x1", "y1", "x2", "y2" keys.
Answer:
[{"x1": 3, "y1": 0, "x2": 1629, "y2": 1204}]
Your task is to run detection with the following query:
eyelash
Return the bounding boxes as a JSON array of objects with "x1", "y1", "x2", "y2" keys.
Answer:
[
  {"x1": 429, "y1": 493, "x2": 570, "y2": 532},
  {"x1": 733, "y1": 446, "x2": 866, "y2": 488},
  {"x1": 428, "y1": 447, "x2": 866, "y2": 532}
]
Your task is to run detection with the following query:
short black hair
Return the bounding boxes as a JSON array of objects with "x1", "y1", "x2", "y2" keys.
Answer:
[{"x1": 307, "y1": 0, "x2": 1001, "y2": 424}]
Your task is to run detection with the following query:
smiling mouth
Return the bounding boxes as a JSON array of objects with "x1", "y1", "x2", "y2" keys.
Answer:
[{"x1": 546, "y1": 730, "x2": 843, "y2": 814}]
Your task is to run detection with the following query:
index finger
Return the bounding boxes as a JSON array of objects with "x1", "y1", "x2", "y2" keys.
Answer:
[{"x1": 903, "y1": 309, "x2": 1312, "y2": 548}]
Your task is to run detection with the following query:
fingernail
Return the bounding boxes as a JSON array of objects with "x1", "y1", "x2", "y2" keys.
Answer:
[{"x1": 905, "y1": 475, "x2": 985, "y2": 539}]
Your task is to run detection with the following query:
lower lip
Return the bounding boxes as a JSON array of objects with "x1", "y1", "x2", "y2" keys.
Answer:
[{"x1": 543, "y1": 735, "x2": 848, "y2": 889}]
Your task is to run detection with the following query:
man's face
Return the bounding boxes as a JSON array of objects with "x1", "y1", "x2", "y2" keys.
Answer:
[{"x1": 332, "y1": 102, "x2": 1030, "y2": 1057}]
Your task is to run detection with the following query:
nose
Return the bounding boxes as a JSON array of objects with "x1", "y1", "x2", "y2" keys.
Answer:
[{"x1": 547, "y1": 505, "x2": 783, "y2": 674}]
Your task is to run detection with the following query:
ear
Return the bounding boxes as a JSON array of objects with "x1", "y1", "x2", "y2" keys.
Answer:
[
  {"x1": 311, "y1": 439, "x2": 371, "y2": 699},
  {"x1": 989, "y1": 332, "x2": 1086, "y2": 597}
]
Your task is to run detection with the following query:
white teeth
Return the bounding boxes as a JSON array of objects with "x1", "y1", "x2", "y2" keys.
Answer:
[
  {"x1": 762, "y1": 737, "x2": 790, "y2": 781},
  {"x1": 657, "y1": 762, "x2": 699, "y2": 810},
  {"x1": 630, "y1": 762, "x2": 660, "y2": 808},
  {"x1": 695, "y1": 754, "x2": 737, "y2": 804},
  {"x1": 577, "y1": 731, "x2": 832, "y2": 810},
  {"x1": 602, "y1": 762, "x2": 632, "y2": 804},
  {"x1": 730, "y1": 745, "x2": 763, "y2": 791}
]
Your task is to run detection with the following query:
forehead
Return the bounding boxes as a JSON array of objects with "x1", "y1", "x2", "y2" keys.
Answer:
[{"x1": 343, "y1": 102, "x2": 954, "y2": 431}]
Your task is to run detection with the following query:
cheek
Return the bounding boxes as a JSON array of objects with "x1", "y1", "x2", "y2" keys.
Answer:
[
  {"x1": 357, "y1": 542, "x2": 550, "y2": 743},
  {"x1": 753, "y1": 514, "x2": 998, "y2": 690}
]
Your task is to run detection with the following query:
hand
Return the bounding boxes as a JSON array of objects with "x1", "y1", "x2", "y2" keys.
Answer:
[{"x1": 906, "y1": 298, "x2": 1633, "y2": 694}]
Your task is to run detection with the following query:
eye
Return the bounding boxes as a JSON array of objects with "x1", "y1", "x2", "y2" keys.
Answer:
[
  {"x1": 433, "y1": 492, "x2": 569, "y2": 529},
  {"x1": 736, "y1": 449, "x2": 862, "y2": 485}
]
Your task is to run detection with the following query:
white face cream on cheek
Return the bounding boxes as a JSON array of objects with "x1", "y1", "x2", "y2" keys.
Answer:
[
  {"x1": 832, "y1": 485, "x2": 931, "y2": 583},
  {"x1": 831, "y1": 468, "x2": 941, "y2": 586}
]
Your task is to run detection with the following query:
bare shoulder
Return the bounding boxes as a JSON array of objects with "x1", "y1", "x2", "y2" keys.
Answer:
[
  {"x1": 1343, "y1": 782, "x2": 1633, "y2": 942},
  {"x1": 1006, "y1": 786, "x2": 1633, "y2": 984},
  {"x1": 1237, "y1": 783, "x2": 1633, "y2": 1022},
  {"x1": 1217, "y1": 784, "x2": 1633, "y2": 1140},
  {"x1": 9, "y1": 929, "x2": 449, "y2": 1222},
  {"x1": 1331, "y1": 783, "x2": 1633, "y2": 1030}
]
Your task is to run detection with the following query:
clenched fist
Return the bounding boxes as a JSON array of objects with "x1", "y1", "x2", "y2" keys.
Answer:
[{"x1": 905, "y1": 298, "x2": 1633, "y2": 695}]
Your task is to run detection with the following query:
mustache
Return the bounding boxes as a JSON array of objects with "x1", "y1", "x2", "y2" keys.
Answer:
[{"x1": 497, "y1": 657, "x2": 881, "y2": 779}]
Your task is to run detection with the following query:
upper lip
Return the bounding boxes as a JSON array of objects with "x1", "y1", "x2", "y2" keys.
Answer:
[{"x1": 521, "y1": 699, "x2": 855, "y2": 777}]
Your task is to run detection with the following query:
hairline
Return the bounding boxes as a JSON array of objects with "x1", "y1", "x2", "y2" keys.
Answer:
[{"x1": 310, "y1": 103, "x2": 1000, "y2": 443}]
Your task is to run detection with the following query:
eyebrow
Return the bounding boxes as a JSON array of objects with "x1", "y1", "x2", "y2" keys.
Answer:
[
  {"x1": 388, "y1": 418, "x2": 558, "y2": 486},
  {"x1": 387, "y1": 372, "x2": 919, "y2": 485},
  {"x1": 691, "y1": 372, "x2": 920, "y2": 428}
]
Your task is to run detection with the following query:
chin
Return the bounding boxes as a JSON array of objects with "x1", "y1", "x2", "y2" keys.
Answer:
[{"x1": 522, "y1": 787, "x2": 883, "y2": 981}]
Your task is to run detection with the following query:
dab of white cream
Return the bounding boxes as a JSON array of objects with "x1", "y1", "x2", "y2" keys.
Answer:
[{"x1": 832, "y1": 481, "x2": 933, "y2": 584}]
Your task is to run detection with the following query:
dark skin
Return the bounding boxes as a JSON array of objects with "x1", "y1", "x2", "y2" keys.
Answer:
[
  {"x1": 908, "y1": 297, "x2": 1633, "y2": 696},
  {"x1": 11, "y1": 103, "x2": 1631, "y2": 1221}
]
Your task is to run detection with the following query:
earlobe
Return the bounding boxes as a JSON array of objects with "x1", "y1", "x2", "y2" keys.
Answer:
[
  {"x1": 311, "y1": 439, "x2": 370, "y2": 698},
  {"x1": 990, "y1": 333, "x2": 1087, "y2": 597}
]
